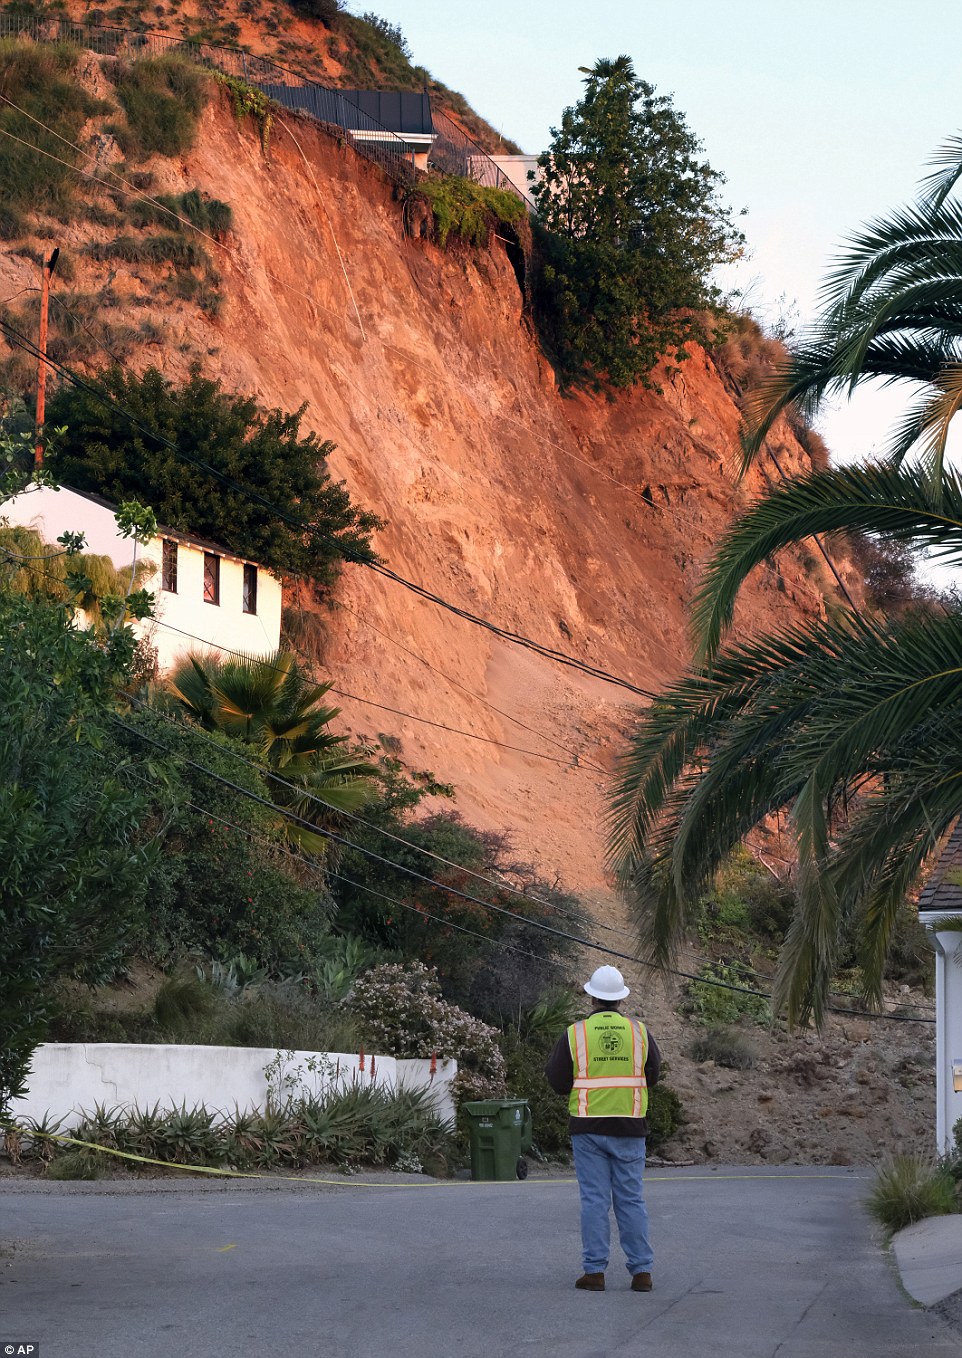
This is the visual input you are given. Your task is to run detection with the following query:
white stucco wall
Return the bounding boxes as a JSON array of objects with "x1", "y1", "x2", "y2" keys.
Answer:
[
  {"x1": 467, "y1": 153, "x2": 542, "y2": 210},
  {"x1": 148, "y1": 538, "x2": 282, "y2": 672},
  {"x1": 10, "y1": 1044, "x2": 458, "y2": 1129},
  {"x1": 1, "y1": 485, "x2": 282, "y2": 671},
  {"x1": 921, "y1": 914, "x2": 962, "y2": 1154}
]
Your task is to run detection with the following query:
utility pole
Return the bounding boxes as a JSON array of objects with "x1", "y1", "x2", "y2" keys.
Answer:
[{"x1": 34, "y1": 246, "x2": 59, "y2": 467}]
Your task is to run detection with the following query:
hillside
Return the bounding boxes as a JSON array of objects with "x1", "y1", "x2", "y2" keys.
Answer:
[
  {"x1": 48, "y1": 0, "x2": 522, "y2": 153},
  {"x1": 0, "y1": 47, "x2": 936, "y2": 1164}
]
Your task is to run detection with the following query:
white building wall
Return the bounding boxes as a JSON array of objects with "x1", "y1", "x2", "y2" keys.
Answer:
[
  {"x1": 1, "y1": 485, "x2": 282, "y2": 671},
  {"x1": 149, "y1": 539, "x2": 282, "y2": 672},
  {"x1": 921, "y1": 914, "x2": 962, "y2": 1154},
  {"x1": 10, "y1": 1043, "x2": 458, "y2": 1128},
  {"x1": 467, "y1": 153, "x2": 543, "y2": 210}
]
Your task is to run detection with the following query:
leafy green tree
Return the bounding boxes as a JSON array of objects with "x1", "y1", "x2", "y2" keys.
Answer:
[
  {"x1": 167, "y1": 649, "x2": 377, "y2": 854},
  {"x1": 0, "y1": 592, "x2": 153, "y2": 1115},
  {"x1": 607, "y1": 141, "x2": 962, "y2": 1025},
  {"x1": 0, "y1": 522, "x2": 154, "y2": 628},
  {"x1": 334, "y1": 790, "x2": 582, "y2": 1021},
  {"x1": 533, "y1": 55, "x2": 743, "y2": 389},
  {"x1": 47, "y1": 367, "x2": 382, "y2": 591},
  {"x1": 114, "y1": 707, "x2": 336, "y2": 971}
]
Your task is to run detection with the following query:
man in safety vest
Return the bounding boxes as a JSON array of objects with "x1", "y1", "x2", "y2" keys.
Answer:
[{"x1": 544, "y1": 965, "x2": 661, "y2": 1292}]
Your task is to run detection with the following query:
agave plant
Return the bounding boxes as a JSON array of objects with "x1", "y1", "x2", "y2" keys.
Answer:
[{"x1": 167, "y1": 649, "x2": 377, "y2": 853}]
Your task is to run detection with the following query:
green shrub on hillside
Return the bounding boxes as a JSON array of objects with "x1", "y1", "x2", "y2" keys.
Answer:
[
  {"x1": 51, "y1": 977, "x2": 364, "y2": 1054},
  {"x1": 338, "y1": 11, "x2": 417, "y2": 87},
  {"x1": 647, "y1": 1082, "x2": 684, "y2": 1152},
  {"x1": 499, "y1": 1026, "x2": 570, "y2": 1159},
  {"x1": 110, "y1": 55, "x2": 208, "y2": 160},
  {"x1": 110, "y1": 708, "x2": 336, "y2": 972},
  {"x1": 413, "y1": 175, "x2": 526, "y2": 249},
  {"x1": 0, "y1": 40, "x2": 111, "y2": 237},
  {"x1": 687, "y1": 1026, "x2": 755, "y2": 1070},
  {"x1": 85, "y1": 233, "x2": 209, "y2": 268},
  {"x1": 129, "y1": 188, "x2": 233, "y2": 237},
  {"x1": 686, "y1": 961, "x2": 769, "y2": 1027},
  {"x1": 333, "y1": 796, "x2": 582, "y2": 1023}
]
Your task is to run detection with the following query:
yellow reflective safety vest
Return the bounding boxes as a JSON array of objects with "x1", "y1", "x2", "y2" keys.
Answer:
[{"x1": 567, "y1": 1011, "x2": 649, "y2": 1119}]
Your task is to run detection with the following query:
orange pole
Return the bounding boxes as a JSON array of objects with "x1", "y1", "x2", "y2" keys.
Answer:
[{"x1": 34, "y1": 247, "x2": 58, "y2": 468}]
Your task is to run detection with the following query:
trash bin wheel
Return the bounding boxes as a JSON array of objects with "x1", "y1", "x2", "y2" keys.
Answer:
[{"x1": 516, "y1": 1156, "x2": 528, "y2": 1180}]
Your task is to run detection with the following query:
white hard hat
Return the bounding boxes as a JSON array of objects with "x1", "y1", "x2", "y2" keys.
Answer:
[{"x1": 584, "y1": 965, "x2": 630, "y2": 1002}]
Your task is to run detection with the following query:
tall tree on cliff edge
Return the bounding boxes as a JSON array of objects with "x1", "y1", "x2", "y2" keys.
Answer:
[
  {"x1": 533, "y1": 54, "x2": 744, "y2": 390},
  {"x1": 607, "y1": 135, "x2": 962, "y2": 1027}
]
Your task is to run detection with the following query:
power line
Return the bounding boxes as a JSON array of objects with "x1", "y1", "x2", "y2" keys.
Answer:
[
  {"x1": 16, "y1": 557, "x2": 932, "y2": 1013},
  {"x1": 121, "y1": 686, "x2": 624, "y2": 938},
  {"x1": 105, "y1": 705, "x2": 935, "y2": 1024},
  {"x1": 183, "y1": 790, "x2": 937, "y2": 1019},
  {"x1": 86, "y1": 742, "x2": 576, "y2": 977},
  {"x1": 0, "y1": 543, "x2": 633, "y2": 939},
  {"x1": 330, "y1": 598, "x2": 608, "y2": 774},
  {"x1": 0, "y1": 315, "x2": 661, "y2": 702},
  {"x1": 150, "y1": 617, "x2": 597, "y2": 772},
  {"x1": 182, "y1": 796, "x2": 572, "y2": 973}
]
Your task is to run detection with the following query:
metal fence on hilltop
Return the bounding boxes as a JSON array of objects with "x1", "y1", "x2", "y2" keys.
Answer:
[{"x1": 0, "y1": 14, "x2": 527, "y2": 204}]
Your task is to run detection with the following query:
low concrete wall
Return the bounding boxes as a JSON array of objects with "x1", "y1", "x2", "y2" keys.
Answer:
[{"x1": 10, "y1": 1044, "x2": 457, "y2": 1128}]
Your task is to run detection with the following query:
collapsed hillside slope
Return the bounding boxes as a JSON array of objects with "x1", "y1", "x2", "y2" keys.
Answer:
[
  {"x1": 0, "y1": 86, "x2": 855, "y2": 893},
  {"x1": 1, "y1": 75, "x2": 936, "y2": 1166}
]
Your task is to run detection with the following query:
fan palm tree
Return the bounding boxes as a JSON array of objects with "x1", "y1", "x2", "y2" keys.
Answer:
[
  {"x1": 167, "y1": 649, "x2": 377, "y2": 854},
  {"x1": 608, "y1": 137, "x2": 962, "y2": 1025}
]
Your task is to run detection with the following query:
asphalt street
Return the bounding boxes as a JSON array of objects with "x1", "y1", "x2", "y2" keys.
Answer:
[{"x1": 2, "y1": 1166, "x2": 959, "y2": 1358}]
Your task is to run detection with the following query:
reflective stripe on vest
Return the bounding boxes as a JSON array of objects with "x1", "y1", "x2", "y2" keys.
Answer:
[{"x1": 567, "y1": 1011, "x2": 649, "y2": 1120}]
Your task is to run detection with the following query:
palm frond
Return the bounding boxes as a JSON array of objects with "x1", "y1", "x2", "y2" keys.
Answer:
[
  {"x1": 692, "y1": 462, "x2": 962, "y2": 658},
  {"x1": 919, "y1": 132, "x2": 962, "y2": 212}
]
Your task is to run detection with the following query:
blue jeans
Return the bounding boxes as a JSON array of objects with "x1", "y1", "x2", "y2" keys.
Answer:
[{"x1": 571, "y1": 1134, "x2": 653, "y2": 1275}]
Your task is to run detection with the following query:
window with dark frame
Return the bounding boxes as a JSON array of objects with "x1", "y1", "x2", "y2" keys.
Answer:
[
  {"x1": 242, "y1": 562, "x2": 257, "y2": 615},
  {"x1": 203, "y1": 552, "x2": 220, "y2": 606},
  {"x1": 161, "y1": 539, "x2": 178, "y2": 593}
]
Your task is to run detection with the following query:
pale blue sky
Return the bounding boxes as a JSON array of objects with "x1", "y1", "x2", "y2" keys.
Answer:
[{"x1": 351, "y1": 0, "x2": 962, "y2": 467}]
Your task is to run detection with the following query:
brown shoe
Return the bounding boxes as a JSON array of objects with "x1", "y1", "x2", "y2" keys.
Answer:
[
  {"x1": 631, "y1": 1272, "x2": 653, "y2": 1292},
  {"x1": 575, "y1": 1272, "x2": 606, "y2": 1291}
]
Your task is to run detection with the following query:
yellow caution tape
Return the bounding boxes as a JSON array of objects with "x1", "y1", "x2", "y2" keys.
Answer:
[{"x1": 2, "y1": 1124, "x2": 862, "y2": 1188}]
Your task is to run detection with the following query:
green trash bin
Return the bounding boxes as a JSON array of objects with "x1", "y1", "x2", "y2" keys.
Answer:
[{"x1": 462, "y1": 1099, "x2": 533, "y2": 1181}]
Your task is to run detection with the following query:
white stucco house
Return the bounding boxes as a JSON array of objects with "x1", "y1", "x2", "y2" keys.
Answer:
[
  {"x1": 1, "y1": 484, "x2": 282, "y2": 671},
  {"x1": 917, "y1": 822, "x2": 962, "y2": 1154},
  {"x1": 468, "y1": 153, "x2": 543, "y2": 210}
]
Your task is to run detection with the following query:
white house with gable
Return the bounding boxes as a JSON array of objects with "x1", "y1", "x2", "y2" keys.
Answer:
[{"x1": 2, "y1": 484, "x2": 282, "y2": 671}]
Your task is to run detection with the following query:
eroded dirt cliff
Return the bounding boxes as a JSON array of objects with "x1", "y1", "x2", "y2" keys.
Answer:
[
  {"x1": 4, "y1": 87, "x2": 934, "y2": 1164},
  {"x1": 0, "y1": 87, "x2": 860, "y2": 892}
]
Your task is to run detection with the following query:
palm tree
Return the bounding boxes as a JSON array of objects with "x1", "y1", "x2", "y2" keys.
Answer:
[
  {"x1": 740, "y1": 135, "x2": 962, "y2": 482},
  {"x1": 608, "y1": 138, "x2": 962, "y2": 1025},
  {"x1": 168, "y1": 649, "x2": 377, "y2": 854}
]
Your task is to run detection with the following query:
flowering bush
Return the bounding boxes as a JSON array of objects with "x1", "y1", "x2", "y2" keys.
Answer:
[{"x1": 346, "y1": 962, "x2": 506, "y2": 1103}]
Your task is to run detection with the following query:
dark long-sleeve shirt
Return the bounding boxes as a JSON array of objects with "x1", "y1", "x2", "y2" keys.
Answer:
[{"x1": 544, "y1": 1016, "x2": 661, "y2": 1138}]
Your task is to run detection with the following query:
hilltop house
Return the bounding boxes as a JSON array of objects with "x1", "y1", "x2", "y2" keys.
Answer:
[
  {"x1": 261, "y1": 83, "x2": 436, "y2": 172},
  {"x1": 339, "y1": 89, "x2": 435, "y2": 171},
  {"x1": 917, "y1": 822, "x2": 962, "y2": 1153},
  {"x1": 1, "y1": 485, "x2": 282, "y2": 672}
]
